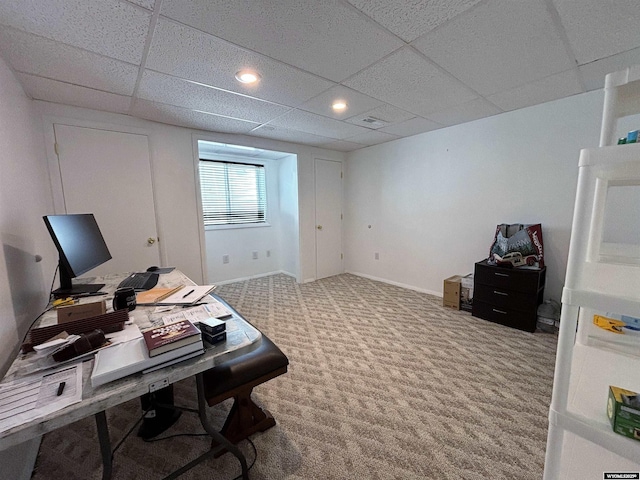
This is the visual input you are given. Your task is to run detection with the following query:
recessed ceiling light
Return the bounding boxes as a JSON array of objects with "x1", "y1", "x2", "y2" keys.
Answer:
[
  {"x1": 332, "y1": 101, "x2": 347, "y2": 111},
  {"x1": 235, "y1": 70, "x2": 261, "y2": 84}
]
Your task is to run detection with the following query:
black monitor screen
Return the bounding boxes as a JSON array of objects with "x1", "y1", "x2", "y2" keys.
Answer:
[{"x1": 43, "y1": 214, "x2": 112, "y2": 296}]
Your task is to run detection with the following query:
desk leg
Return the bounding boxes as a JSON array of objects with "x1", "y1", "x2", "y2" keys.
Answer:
[
  {"x1": 94, "y1": 411, "x2": 112, "y2": 480},
  {"x1": 197, "y1": 373, "x2": 249, "y2": 480}
]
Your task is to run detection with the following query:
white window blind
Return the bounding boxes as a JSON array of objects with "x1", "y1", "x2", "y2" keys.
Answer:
[{"x1": 199, "y1": 160, "x2": 266, "y2": 226}]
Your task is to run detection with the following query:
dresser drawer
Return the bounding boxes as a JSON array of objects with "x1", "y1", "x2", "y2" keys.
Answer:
[
  {"x1": 472, "y1": 300, "x2": 538, "y2": 332},
  {"x1": 473, "y1": 283, "x2": 540, "y2": 311},
  {"x1": 474, "y1": 261, "x2": 545, "y2": 293}
]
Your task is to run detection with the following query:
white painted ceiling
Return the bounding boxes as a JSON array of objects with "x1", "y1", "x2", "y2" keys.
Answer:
[{"x1": 1, "y1": 0, "x2": 639, "y2": 152}]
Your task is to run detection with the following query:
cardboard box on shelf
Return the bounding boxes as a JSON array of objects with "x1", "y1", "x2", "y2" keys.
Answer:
[
  {"x1": 460, "y1": 274, "x2": 474, "y2": 312},
  {"x1": 608, "y1": 385, "x2": 640, "y2": 442},
  {"x1": 443, "y1": 275, "x2": 462, "y2": 309}
]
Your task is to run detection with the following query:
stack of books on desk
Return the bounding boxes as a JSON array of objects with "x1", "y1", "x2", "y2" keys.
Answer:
[
  {"x1": 198, "y1": 317, "x2": 227, "y2": 345},
  {"x1": 142, "y1": 319, "x2": 202, "y2": 356},
  {"x1": 90, "y1": 320, "x2": 204, "y2": 387}
]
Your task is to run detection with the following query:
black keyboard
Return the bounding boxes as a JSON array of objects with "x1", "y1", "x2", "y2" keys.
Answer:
[{"x1": 117, "y1": 272, "x2": 159, "y2": 291}]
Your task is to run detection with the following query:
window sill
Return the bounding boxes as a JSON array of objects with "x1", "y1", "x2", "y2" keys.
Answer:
[{"x1": 204, "y1": 222, "x2": 271, "y2": 231}]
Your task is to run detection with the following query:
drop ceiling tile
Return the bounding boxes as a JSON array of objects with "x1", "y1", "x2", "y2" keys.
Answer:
[
  {"x1": 17, "y1": 73, "x2": 131, "y2": 114},
  {"x1": 378, "y1": 117, "x2": 442, "y2": 137},
  {"x1": 344, "y1": 130, "x2": 399, "y2": 146},
  {"x1": 487, "y1": 69, "x2": 583, "y2": 112},
  {"x1": 579, "y1": 47, "x2": 640, "y2": 92},
  {"x1": 250, "y1": 125, "x2": 335, "y2": 146},
  {"x1": 426, "y1": 97, "x2": 502, "y2": 127},
  {"x1": 414, "y1": 0, "x2": 575, "y2": 96},
  {"x1": 267, "y1": 109, "x2": 370, "y2": 140},
  {"x1": 346, "y1": 104, "x2": 415, "y2": 129},
  {"x1": 160, "y1": 0, "x2": 403, "y2": 82},
  {"x1": 137, "y1": 71, "x2": 291, "y2": 124},
  {"x1": 298, "y1": 85, "x2": 383, "y2": 120},
  {"x1": 0, "y1": 0, "x2": 150, "y2": 64},
  {"x1": 126, "y1": 0, "x2": 155, "y2": 10},
  {"x1": 553, "y1": 0, "x2": 640, "y2": 64},
  {"x1": 131, "y1": 99, "x2": 259, "y2": 134},
  {"x1": 0, "y1": 27, "x2": 138, "y2": 96},
  {"x1": 146, "y1": 19, "x2": 334, "y2": 107},
  {"x1": 347, "y1": 0, "x2": 483, "y2": 42},
  {"x1": 344, "y1": 47, "x2": 478, "y2": 117},
  {"x1": 318, "y1": 139, "x2": 367, "y2": 152}
]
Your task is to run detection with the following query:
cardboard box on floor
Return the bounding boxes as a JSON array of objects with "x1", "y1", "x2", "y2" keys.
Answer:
[{"x1": 443, "y1": 275, "x2": 462, "y2": 309}]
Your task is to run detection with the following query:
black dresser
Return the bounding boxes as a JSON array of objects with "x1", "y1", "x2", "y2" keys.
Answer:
[{"x1": 472, "y1": 259, "x2": 546, "y2": 333}]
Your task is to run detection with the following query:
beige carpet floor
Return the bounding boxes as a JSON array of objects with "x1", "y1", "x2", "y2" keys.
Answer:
[{"x1": 31, "y1": 273, "x2": 558, "y2": 479}]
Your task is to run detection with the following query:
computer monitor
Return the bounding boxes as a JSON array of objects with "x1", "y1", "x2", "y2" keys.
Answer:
[{"x1": 43, "y1": 213, "x2": 112, "y2": 297}]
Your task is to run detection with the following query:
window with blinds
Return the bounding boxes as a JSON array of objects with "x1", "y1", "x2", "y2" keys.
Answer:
[{"x1": 199, "y1": 160, "x2": 266, "y2": 226}]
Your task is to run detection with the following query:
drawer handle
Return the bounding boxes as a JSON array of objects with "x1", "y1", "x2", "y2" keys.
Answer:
[
  {"x1": 492, "y1": 308, "x2": 508, "y2": 315},
  {"x1": 493, "y1": 290, "x2": 508, "y2": 296},
  {"x1": 494, "y1": 272, "x2": 509, "y2": 277}
]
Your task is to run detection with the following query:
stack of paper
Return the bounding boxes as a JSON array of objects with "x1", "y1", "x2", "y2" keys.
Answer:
[{"x1": 90, "y1": 324, "x2": 204, "y2": 387}]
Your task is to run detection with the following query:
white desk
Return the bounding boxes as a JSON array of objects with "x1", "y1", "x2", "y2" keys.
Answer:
[{"x1": 0, "y1": 269, "x2": 261, "y2": 479}]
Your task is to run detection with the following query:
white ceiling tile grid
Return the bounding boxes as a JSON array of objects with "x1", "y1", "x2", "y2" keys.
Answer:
[{"x1": 0, "y1": 0, "x2": 639, "y2": 152}]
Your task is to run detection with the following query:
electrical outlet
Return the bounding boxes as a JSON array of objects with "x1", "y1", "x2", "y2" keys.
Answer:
[
  {"x1": 252, "y1": 251, "x2": 258, "y2": 259},
  {"x1": 222, "y1": 254, "x2": 229, "y2": 264},
  {"x1": 149, "y1": 378, "x2": 169, "y2": 393},
  {"x1": 375, "y1": 252, "x2": 379, "y2": 260}
]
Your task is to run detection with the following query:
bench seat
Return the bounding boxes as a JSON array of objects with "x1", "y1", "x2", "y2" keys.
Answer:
[{"x1": 202, "y1": 333, "x2": 288, "y2": 444}]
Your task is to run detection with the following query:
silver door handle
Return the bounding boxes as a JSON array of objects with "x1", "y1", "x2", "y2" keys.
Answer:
[
  {"x1": 147, "y1": 237, "x2": 156, "y2": 245},
  {"x1": 317, "y1": 225, "x2": 323, "y2": 230}
]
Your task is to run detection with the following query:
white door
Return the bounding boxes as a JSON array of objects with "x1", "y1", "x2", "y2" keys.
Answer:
[
  {"x1": 315, "y1": 159, "x2": 343, "y2": 279},
  {"x1": 53, "y1": 124, "x2": 160, "y2": 275}
]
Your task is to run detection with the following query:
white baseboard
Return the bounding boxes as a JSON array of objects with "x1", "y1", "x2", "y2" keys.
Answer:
[
  {"x1": 345, "y1": 271, "x2": 442, "y2": 297},
  {"x1": 214, "y1": 270, "x2": 297, "y2": 286}
]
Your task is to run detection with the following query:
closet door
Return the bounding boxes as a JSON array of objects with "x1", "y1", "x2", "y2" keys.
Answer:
[
  {"x1": 53, "y1": 124, "x2": 160, "y2": 275},
  {"x1": 315, "y1": 158, "x2": 343, "y2": 279}
]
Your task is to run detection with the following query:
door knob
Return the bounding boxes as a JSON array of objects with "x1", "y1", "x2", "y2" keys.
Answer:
[
  {"x1": 317, "y1": 225, "x2": 323, "y2": 230},
  {"x1": 147, "y1": 237, "x2": 156, "y2": 245}
]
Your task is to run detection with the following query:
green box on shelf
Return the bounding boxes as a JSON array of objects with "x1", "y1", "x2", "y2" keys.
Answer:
[{"x1": 607, "y1": 385, "x2": 640, "y2": 442}]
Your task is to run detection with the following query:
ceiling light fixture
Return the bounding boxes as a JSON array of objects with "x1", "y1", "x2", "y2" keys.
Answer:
[
  {"x1": 332, "y1": 101, "x2": 347, "y2": 111},
  {"x1": 235, "y1": 70, "x2": 261, "y2": 84}
]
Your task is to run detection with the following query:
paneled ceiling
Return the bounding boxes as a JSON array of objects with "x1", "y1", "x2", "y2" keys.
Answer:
[{"x1": 1, "y1": 0, "x2": 639, "y2": 152}]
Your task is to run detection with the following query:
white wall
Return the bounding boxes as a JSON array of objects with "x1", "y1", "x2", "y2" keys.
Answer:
[
  {"x1": 33, "y1": 101, "x2": 345, "y2": 287},
  {"x1": 0, "y1": 59, "x2": 53, "y2": 375},
  {"x1": 202, "y1": 156, "x2": 284, "y2": 283},
  {"x1": 345, "y1": 90, "x2": 613, "y2": 302},
  {"x1": 0, "y1": 57, "x2": 53, "y2": 480},
  {"x1": 278, "y1": 154, "x2": 300, "y2": 279}
]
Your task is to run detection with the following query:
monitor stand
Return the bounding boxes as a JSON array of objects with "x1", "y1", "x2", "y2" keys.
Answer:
[{"x1": 52, "y1": 283, "x2": 105, "y2": 298}]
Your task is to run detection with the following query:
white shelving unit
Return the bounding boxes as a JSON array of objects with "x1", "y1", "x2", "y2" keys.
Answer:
[{"x1": 544, "y1": 67, "x2": 640, "y2": 479}]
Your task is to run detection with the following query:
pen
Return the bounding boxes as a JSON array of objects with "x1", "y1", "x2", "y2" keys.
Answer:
[
  {"x1": 57, "y1": 382, "x2": 66, "y2": 396},
  {"x1": 182, "y1": 289, "x2": 194, "y2": 298}
]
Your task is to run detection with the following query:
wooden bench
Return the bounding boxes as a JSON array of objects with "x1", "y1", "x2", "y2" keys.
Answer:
[{"x1": 202, "y1": 333, "x2": 288, "y2": 444}]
